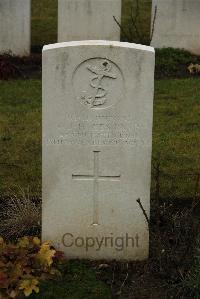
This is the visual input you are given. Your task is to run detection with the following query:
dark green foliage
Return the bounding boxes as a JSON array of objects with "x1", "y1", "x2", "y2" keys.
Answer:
[
  {"x1": 26, "y1": 261, "x2": 111, "y2": 299},
  {"x1": 0, "y1": 55, "x2": 21, "y2": 80},
  {"x1": 156, "y1": 48, "x2": 200, "y2": 79}
]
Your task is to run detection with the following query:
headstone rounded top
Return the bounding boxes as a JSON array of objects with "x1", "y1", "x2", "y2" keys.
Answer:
[{"x1": 43, "y1": 40, "x2": 155, "y2": 54}]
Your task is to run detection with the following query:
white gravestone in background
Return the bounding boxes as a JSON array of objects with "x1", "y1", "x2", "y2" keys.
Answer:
[
  {"x1": 42, "y1": 41, "x2": 155, "y2": 260},
  {"x1": 151, "y1": 0, "x2": 200, "y2": 55},
  {"x1": 58, "y1": 0, "x2": 121, "y2": 42},
  {"x1": 0, "y1": 0, "x2": 31, "y2": 56}
]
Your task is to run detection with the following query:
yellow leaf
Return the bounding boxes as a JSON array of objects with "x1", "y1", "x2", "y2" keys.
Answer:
[
  {"x1": 17, "y1": 237, "x2": 29, "y2": 248},
  {"x1": 36, "y1": 242, "x2": 56, "y2": 267},
  {"x1": 33, "y1": 237, "x2": 41, "y2": 246},
  {"x1": 19, "y1": 279, "x2": 39, "y2": 297}
]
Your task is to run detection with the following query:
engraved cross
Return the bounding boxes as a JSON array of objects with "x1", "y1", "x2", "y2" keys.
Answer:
[{"x1": 72, "y1": 151, "x2": 121, "y2": 225}]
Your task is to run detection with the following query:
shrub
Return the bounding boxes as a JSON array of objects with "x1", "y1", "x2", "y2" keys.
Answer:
[
  {"x1": 0, "y1": 55, "x2": 21, "y2": 80},
  {"x1": 0, "y1": 236, "x2": 65, "y2": 298},
  {"x1": 0, "y1": 189, "x2": 41, "y2": 240}
]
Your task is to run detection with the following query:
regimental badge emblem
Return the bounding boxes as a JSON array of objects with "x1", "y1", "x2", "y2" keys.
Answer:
[{"x1": 73, "y1": 58, "x2": 124, "y2": 110}]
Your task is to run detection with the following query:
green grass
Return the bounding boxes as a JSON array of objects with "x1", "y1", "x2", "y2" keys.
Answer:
[
  {"x1": 152, "y1": 78, "x2": 200, "y2": 199},
  {"x1": 121, "y1": 0, "x2": 152, "y2": 44},
  {"x1": 25, "y1": 261, "x2": 111, "y2": 299},
  {"x1": 31, "y1": 0, "x2": 58, "y2": 49},
  {"x1": 0, "y1": 80, "x2": 41, "y2": 197},
  {"x1": 0, "y1": 78, "x2": 199, "y2": 199}
]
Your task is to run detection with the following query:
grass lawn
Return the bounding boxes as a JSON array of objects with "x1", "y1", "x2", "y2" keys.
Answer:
[
  {"x1": 0, "y1": 80, "x2": 41, "y2": 198},
  {"x1": 121, "y1": 0, "x2": 152, "y2": 43},
  {"x1": 27, "y1": 261, "x2": 111, "y2": 299},
  {"x1": 0, "y1": 78, "x2": 199, "y2": 199},
  {"x1": 153, "y1": 78, "x2": 200, "y2": 199},
  {"x1": 32, "y1": 0, "x2": 58, "y2": 49}
]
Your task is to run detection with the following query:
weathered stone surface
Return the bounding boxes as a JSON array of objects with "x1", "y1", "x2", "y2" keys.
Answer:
[
  {"x1": 42, "y1": 41, "x2": 155, "y2": 260},
  {"x1": 151, "y1": 0, "x2": 200, "y2": 54},
  {"x1": 0, "y1": 0, "x2": 31, "y2": 56},
  {"x1": 58, "y1": 0, "x2": 121, "y2": 42}
]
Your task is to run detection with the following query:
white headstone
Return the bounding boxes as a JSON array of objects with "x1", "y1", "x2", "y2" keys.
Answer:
[
  {"x1": 0, "y1": 0, "x2": 31, "y2": 56},
  {"x1": 151, "y1": 0, "x2": 200, "y2": 55},
  {"x1": 42, "y1": 41, "x2": 155, "y2": 260},
  {"x1": 58, "y1": 0, "x2": 121, "y2": 42}
]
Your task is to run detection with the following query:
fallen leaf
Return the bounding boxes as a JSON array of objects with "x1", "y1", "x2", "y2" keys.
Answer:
[
  {"x1": 36, "y1": 242, "x2": 56, "y2": 267},
  {"x1": 19, "y1": 278, "x2": 39, "y2": 297},
  {"x1": 17, "y1": 237, "x2": 29, "y2": 248}
]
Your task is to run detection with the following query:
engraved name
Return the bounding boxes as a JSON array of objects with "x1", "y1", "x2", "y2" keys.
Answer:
[{"x1": 46, "y1": 114, "x2": 147, "y2": 147}]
